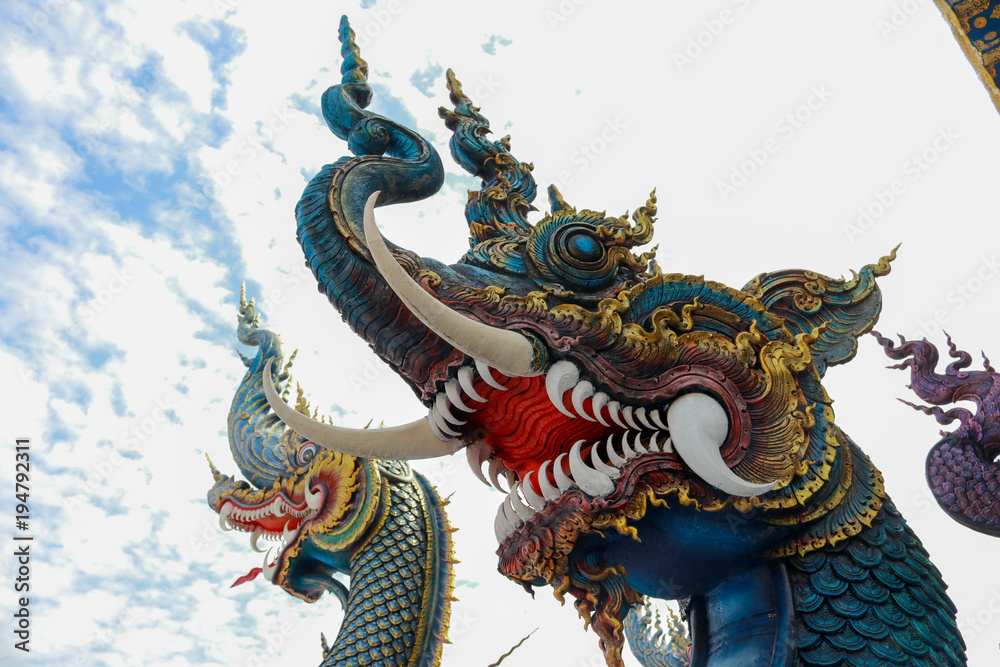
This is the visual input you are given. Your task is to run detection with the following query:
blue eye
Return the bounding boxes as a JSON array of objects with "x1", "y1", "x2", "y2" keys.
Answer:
[{"x1": 565, "y1": 232, "x2": 603, "y2": 263}]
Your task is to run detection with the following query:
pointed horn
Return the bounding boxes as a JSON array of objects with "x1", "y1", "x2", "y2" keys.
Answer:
[
  {"x1": 362, "y1": 191, "x2": 544, "y2": 377},
  {"x1": 206, "y1": 453, "x2": 224, "y2": 483},
  {"x1": 263, "y1": 362, "x2": 462, "y2": 460},
  {"x1": 667, "y1": 393, "x2": 776, "y2": 498}
]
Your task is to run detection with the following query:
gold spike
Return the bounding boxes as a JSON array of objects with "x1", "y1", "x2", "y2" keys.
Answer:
[{"x1": 205, "y1": 453, "x2": 224, "y2": 482}]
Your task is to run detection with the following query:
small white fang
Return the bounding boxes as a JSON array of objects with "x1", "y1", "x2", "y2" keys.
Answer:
[
  {"x1": 262, "y1": 548, "x2": 278, "y2": 582},
  {"x1": 274, "y1": 500, "x2": 286, "y2": 517},
  {"x1": 282, "y1": 520, "x2": 296, "y2": 543},
  {"x1": 489, "y1": 458, "x2": 511, "y2": 493},
  {"x1": 607, "y1": 401, "x2": 628, "y2": 429},
  {"x1": 607, "y1": 435, "x2": 628, "y2": 468},
  {"x1": 304, "y1": 477, "x2": 322, "y2": 511},
  {"x1": 621, "y1": 432, "x2": 637, "y2": 459},
  {"x1": 622, "y1": 406, "x2": 641, "y2": 431},
  {"x1": 426, "y1": 414, "x2": 451, "y2": 442},
  {"x1": 476, "y1": 359, "x2": 507, "y2": 391},
  {"x1": 502, "y1": 497, "x2": 524, "y2": 530},
  {"x1": 632, "y1": 432, "x2": 648, "y2": 455},
  {"x1": 537, "y1": 461, "x2": 561, "y2": 501},
  {"x1": 650, "y1": 409, "x2": 668, "y2": 430},
  {"x1": 251, "y1": 528, "x2": 266, "y2": 553},
  {"x1": 430, "y1": 404, "x2": 461, "y2": 437},
  {"x1": 590, "y1": 441, "x2": 621, "y2": 479},
  {"x1": 636, "y1": 407, "x2": 656, "y2": 430},
  {"x1": 466, "y1": 443, "x2": 492, "y2": 487},
  {"x1": 219, "y1": 504, "x2": 234, "y2": 532},
  {"x1": 662, "y1": 436, "x2": 674, "y2": 453},
  {"x1": 648, "y1": 432, "x2": 661, "y2": 453},
  {"x1": 458, "y1": 366, "x2": 488, "y2": 402},
  {"x1": 508, "y1": 483, "x2": 537, "y2": 521},
  {"x1": 546, "y1": 360, "x2": 580, "y2": 418},
  {"x1": 571, "y1": 381, "x2": 596, "y2": 421},
  {"x1": 445, "y1": 380, "x2": 477, "y2": 413},
  {"x1": 494, "y1": 503, "x2": 514, "y2": 543},
  {"x1": 436, "y1": 393, "x2": 467, "y2": 426},
  {"x1": 592, "y1": 392, "x2": 611, "y2": 427},
  {"x1": 569, "y1": 441, "x2": 615, "y2": 496},
  {"x1": 521, "y1": 471, "x2": 547, "y2": 510},
  {"x1": 553, "y1": 453, "x2": 574, "y2": 493}
]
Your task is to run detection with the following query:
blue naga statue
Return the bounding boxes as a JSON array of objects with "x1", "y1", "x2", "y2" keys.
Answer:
[{"x1": 207, "y1": 15, "x2": 1000, "y2": 667}]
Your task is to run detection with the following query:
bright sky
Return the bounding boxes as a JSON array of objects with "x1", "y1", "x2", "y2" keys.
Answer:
[{"x1": 1, "y1": 1, "x2": 998, "y2": 665}]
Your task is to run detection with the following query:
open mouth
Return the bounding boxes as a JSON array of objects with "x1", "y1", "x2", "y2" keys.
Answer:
[
  {"x1": 215, "y1": 483, "x2": 321, "y2": 586},
  {"x1": 424, "y1": 356, "x2": 769, "y2": 545}
]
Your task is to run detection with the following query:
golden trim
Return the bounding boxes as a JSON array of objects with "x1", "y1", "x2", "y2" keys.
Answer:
[{"x1": 934, "y1": 0, "x2": 1000, "y2": 114}]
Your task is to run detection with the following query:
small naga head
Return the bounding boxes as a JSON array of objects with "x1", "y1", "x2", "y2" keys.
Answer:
[
  {"x1": 207, "y1": 291, "x2": 381, "y2": 605},
  {"x1": 263, "y1": 15, "x2": 897, "y2": 663}
]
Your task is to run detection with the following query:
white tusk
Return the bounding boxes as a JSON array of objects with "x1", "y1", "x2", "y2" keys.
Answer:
[
  {"x1": 362, "y1": 191, "x2": 541, "y2": 377},
  {"x1": 569, "y1": 441, "x2": 614, "y2": 497},
  {"x1": 458, "y1": 366, "x2": 488, "y2": 402},
  {"x1": 546, "y1": 361, "x2": 580, "y2": 418},
  {"x1": 572, "y1": 381, "x2": 596, "y2": 421},
  {"x1": 667, "y1": 393, "x2": 776, "y2": 497},
  {"x1": 264, "y1": 363, "x2": 462, "y2": 460}
]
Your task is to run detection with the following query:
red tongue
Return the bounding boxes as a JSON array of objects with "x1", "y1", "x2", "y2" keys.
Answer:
[{"x1": 231, "y1": 567, "x2": 263, "y2": 587}]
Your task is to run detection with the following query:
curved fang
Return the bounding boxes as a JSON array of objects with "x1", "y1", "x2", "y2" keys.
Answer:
[
  {"x1": 263, "y1": 363, "x2": 462, "y2": 460},
  {"x1": 218, "y1": 504, "x2": 234, "y2": 531},
  {"x1": 667, "y1": 393, "x2": 776, "y2": 497},
  {"x1": 361, "y1": 191, "x2": 542, "y2": 378}
]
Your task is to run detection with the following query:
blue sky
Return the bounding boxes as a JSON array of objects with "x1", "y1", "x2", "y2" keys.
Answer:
[{"x1": 1, "y1": 1, "x2": 999, "y2": 665}]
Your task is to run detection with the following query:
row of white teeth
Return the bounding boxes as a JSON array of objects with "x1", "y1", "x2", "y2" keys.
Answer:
[
  {"x1": 427, "y1": 358, "x2": 669, "y2": 440},
  {"x1": 219, "y1": 481, "x2": 327, "y2": 581},
  {"x1": 493, "y1": 432, "x2": 673, "y2": 543}
]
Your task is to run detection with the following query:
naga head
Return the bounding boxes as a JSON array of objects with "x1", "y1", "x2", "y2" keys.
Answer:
[
  {"x1": 262, "y1": 15, "x2": 897, "y2": 663},
  {"x1": 207, "y1": 290, "x2": 383, "y2": 605}
]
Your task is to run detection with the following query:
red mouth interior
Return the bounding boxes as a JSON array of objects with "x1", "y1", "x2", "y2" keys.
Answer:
[{"x1": 462, "y1": 372, "x2": 630, "y2": 494}]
